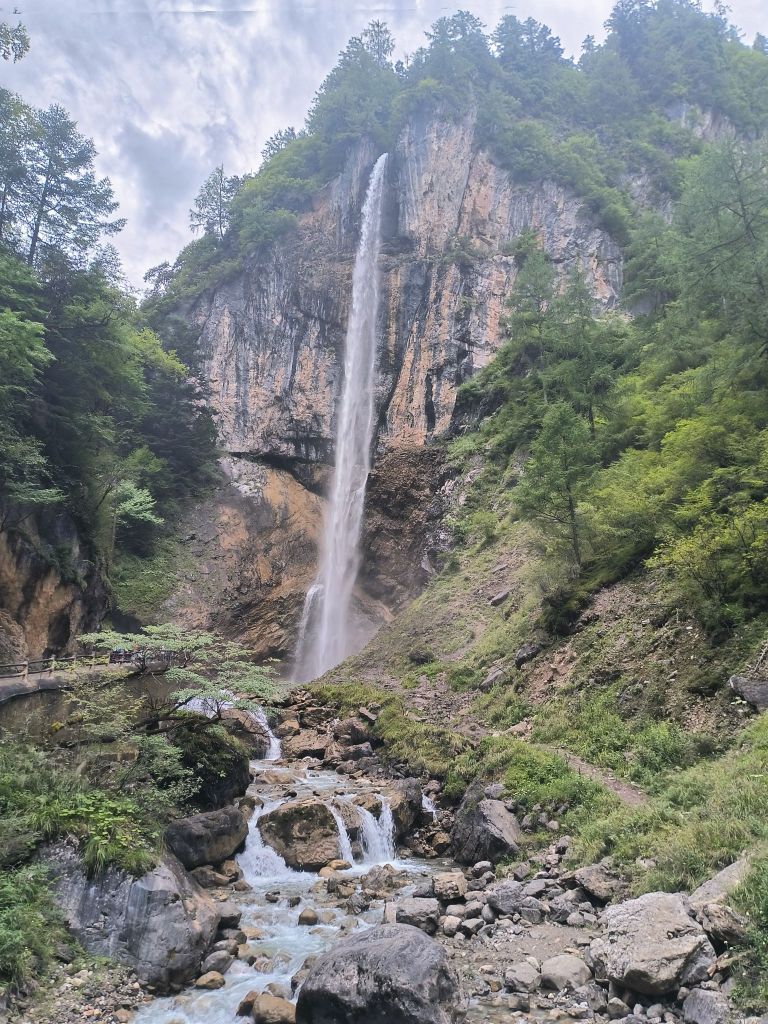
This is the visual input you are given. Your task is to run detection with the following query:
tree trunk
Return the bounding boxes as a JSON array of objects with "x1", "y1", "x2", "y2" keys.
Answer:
[
  {"x1": 27, "y1": 159, "x2": 52, "y2": 265},
  {"x1": 567, "y1": 489, "x2": 582, "y2": 567}
]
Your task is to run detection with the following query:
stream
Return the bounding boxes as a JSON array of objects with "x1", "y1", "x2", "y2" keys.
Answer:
[{"x1": 134, "y1": 718, "x2": 436, "y2": 1024}]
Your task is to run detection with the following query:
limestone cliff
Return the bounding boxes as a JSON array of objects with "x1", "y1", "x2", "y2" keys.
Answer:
[
  {"x1": 0, "y1": 512, "x2": 106, "y2": 662},
  {"x1": 170, "y1": 111, "x2": 623, "y2": 656}
]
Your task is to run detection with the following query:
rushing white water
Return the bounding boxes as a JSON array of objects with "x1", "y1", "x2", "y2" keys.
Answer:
[
  {"x1": 252, "y1": 708, "x2": 282, "y2": 761},
  {"x1": 422, "y1": 793, "x2": 438, "y2": 818},
  {"x1": 293, "y1": 153, "x2": 388, "y2": 682},
  {"x1": 327, "y1": 803, "x2": 355, "y2": 864},
  {"x1": 358, "y1": 799, "x2": 396, "y2": 864},
  {"x1": 236, "y1": 799, "x2": 295, "y2": 880}
]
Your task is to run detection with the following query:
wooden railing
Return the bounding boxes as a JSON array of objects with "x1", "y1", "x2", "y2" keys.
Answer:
[{"x1": 0, "y1": 655, "x2": 111, "y2": 680}]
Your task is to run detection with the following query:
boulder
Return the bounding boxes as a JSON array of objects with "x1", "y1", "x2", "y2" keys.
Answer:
[
  {"x1": 189, "y1": 865, "x2": 230, "y2": 888},
  {"x1": 334, "y1": 717, "x2": 371, "y2": 745},
  {"x1": 451, "y1": 783, "x2": 520, "y2": 864},
  {"x1": 589, "y1": 892, "x2": 716, "y2": 995},
  {"x1": 295, "y1": 923, "x2": 465, "y2": 1024},
  {"x1": 515, "y1": 643, "x2": 541, "y2": 669},
  {"x1": 689, "y1": 858, "x2": 749, "y2": 907},
  {"x1": 540, "y1": 954, "x2": 592, "y2": 991},
  {"x1": 479, "y1": 667, "x2": 505, "y2": 692},
  {"x1": 201, "y1": 949, "x2": 233, "y2": 975},
  {"x1": 195, "y1": 971, "x2": 225, "y2": 989},
  {"x1": 252, "y1": 993, "x2": 297, "y2": 1023},
  {"x1": 164, "y1": 806, "x2": 248, "y2": 870},
  {"x1": 486, "y1": 879, "x2": 525, "y2": 916},
  {"x1": 682, "y1": 988, "x2": 729, "y2": 1024},
  {"x1": 504, "y1": 962, "x2": 541, "y2": 993},
  {"x1": 574, "y1": 863, "x2": 623, "y2": 903},
  {"x1": 41, "y1": 841, "x2": 219, "y2": 993},
  {"x1": 433, "y1": 871, "x2": 468, "y2": 903},
  {"x1": 728, "y1": 675, "x2": 768, "y2": 712},
  {"x1": 394, "y1": 897, "x2": 440, "y2": 935},
  {"x1": 259, "y1": 799, "x2": 341, "y2": 871},
  {"x1": 283, "y1": 730, "x2": 329, "y2": 759},
  {"x1": 385, "y1": 778, "x2": 424, "y2": 837},
  {"x1": 695, "y1": 901, "x2": 749, "y2": 946}
]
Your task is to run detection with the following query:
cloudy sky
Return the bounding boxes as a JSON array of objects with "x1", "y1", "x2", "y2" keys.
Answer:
[{"x1": 0, "y1": 0, "x2": 764, "y2": 288}]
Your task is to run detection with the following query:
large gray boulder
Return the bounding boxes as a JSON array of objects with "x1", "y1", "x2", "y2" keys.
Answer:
[
  {"x1": 451, "y1": 782, "x2": 520, "y2": 865},
  {"x1": 259, "y1": 799, "x2": 341, "y2": 871},
  {"x1": 41, "y1": 840, "x2": 219, "y2": 992},
  {"x1": 165, "y1": 805, "x2": 248, "y2": 870},
  {"x1": 295, "y1": 923, "x2": 465, "y2": 1024},
  {"x1": 394, "y1": 897, "x2": 441, "y2": 934},
  {"x1": 589, "y1": 892, "x2": 716, "y2": 995},
  {"x1": 728, "y1": 675, "x2": 768, "y2": 712}
]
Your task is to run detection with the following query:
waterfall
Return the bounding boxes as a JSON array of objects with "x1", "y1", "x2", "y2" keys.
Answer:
[
  {"x1": 293, "y1": 153, "x2": 388, "y2": 682},
  {"x1": 327, "y1": 804, "x2": 355, "y2": 864},
  {"x1": 237, "y1": 799, "x2": 295, "y2": 880},
  {"x1": 252, "y1": 707, "x2": 282, "y2": 761},
  {"x1": 358, "y1": 798, "x2": 396, "y2": 864}
]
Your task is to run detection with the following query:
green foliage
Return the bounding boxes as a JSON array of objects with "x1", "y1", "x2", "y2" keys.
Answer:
[
  {"x1": 171, "y1": 723, "x2": 249, "y2": 810},
  {"x1": 570, "y1": 715, "x2": 768, "y2": 892},
  {"x1": 443, "y1": 734, "x2": 613, "y2": 818},
  {"x1": 731, "y1": 855, "x2": 768, "y2": 1011},
  {"x1": 0, "y1": 866, "x2": 67, "y2": 988}
]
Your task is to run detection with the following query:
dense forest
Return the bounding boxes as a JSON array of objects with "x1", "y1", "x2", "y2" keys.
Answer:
[{"x1": 0, "y1": 76, "x2": 216, "y2": 602}]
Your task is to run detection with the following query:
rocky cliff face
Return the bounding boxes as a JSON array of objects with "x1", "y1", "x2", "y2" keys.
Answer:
[
  {"x1": 173, "y1": 111, "x2": 623, "y2": 657},
  {"x1": 0, "y1": 512, "x2": 106, "y2": 662}
]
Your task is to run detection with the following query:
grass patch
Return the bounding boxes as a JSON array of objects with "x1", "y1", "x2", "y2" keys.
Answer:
[
  {"x1": 112, "y1": 534, "x2": 196, "y2": 622},
  {"x1": 0, "y1": 741, "x2": 162, "y2": 876},
  {"x1": 473, "y1": 686, "x2": 532, "y2": 729},
  {"x1": 731, "y1": 854, "x2": 768, "y2": 1012},
  {"x1": 443, "y1": 734, "x2": 616, "y2": 817},
  {"x1": 570, "y1": 714, "x2": 768, "y2": 892},
  {"x1": 309, "y1": 681, "x2": 470, "y2": 777},
  {"x1": 0, "y1": 865, "x2": 69, "y2": 987}
]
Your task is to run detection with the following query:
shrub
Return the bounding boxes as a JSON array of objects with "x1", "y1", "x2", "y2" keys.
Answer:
[{"x1": 0, "y1": 866, "x2": 68, "y2": 987}]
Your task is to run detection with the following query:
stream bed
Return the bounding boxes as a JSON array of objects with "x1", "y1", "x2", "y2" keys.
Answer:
[{"x1": 134, "y1": 729, "x2": 438, "y2": 1024}]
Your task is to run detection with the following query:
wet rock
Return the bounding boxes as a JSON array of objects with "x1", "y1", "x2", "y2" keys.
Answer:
[
  {"x1": 295, "y1": 923, "x2": 465, "y2": 1024},
  {"x1": 451, "y1": 782, "x2": 521, "y2": 865},
  {"x1": 252, "y1": 992, "x2": 297, "y2": 1023},
  {"x1": 299, "y1": 908, "x2": 319, "y2": 926},
  {"x1": 682, "y1": 989, "x2": 729, "y2": 1024},
  {"x1": 386, "y1": 778, "x2": 425, "y2": 837},
  {"x1": 259, "y1": 799, "x2": 341, "y2": 871},
  {"x1": 164, "y1": 806, "x2": 248, "y2": 870},
  {"x1": 540, "y1": 954, "x2": 592, "y2": 991},
  {"x1": 200, "y1": 950, "x2": 233, "y2": 975},
  {"x1": 590, "y1": 892, "x2": 716, "y2": 995},
  {"x1": 217, "y1": 902, "x2": 242, "y2": 929},
  {"x1": 395, "y1": 897, "x2": 440, "y2": 935},
  {"x1": 189, "y1": 865, "x2": 230, "y2": 888},
  {"x1": 195, "y1": 971, "x2": 225, "y2": 989},
  {"x1": 40, "y1": 841, "x2": 219, "y2": 994}
]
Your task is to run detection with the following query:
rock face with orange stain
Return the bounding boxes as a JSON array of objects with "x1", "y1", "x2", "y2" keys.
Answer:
[{"x1": 176, "y1": 111, "x2": 622, "y2": 657}]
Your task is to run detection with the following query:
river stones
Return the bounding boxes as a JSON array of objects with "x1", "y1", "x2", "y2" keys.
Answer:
[
  {"x1": 394, "y1": 896, "x2": 440, "y2": 934},
  {"x1": 252, "y1": 993, "x2": 297, "y2": 1023},
  {"x1": 295, "y1": 923, "x2": 466, "y2": 1024},
  {"x1": 164, "y1": 806, "x2": 248, "y2": 870},
  {"x1": 259, "y1": 799, "x2": 341, "y2": 871}
]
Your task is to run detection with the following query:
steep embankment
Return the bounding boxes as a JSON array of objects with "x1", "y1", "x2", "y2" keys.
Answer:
[{"x1": 160, "y1": 111, "x2": 621, "y2": 656}]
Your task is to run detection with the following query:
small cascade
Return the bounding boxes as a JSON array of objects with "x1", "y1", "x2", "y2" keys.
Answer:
[
  {"x1": 327, "y1": 804, "x2": 355, "y2": 864},
  {"x1": 251, "y1": 708, "x2": 281, "y2": 761},
  {"x1": 358, "y1": 798, "x2": 395, "y2": 864},
  {"x1": 422, "y1": 793, "x2": 437, "y2": 818},
  {"x1": 237, "y1": 799, "x2": 294, "y2": 881}
]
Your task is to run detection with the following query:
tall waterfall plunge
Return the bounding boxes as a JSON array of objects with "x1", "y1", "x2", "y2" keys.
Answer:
[{"x1": 293, "y1": 154, "x2": 388, "y2": 682}]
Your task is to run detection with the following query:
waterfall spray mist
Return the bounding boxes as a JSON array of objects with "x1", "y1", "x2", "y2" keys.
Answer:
[{"x1": 293, "y1": 153, "x2": 388, "y2": 682}]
